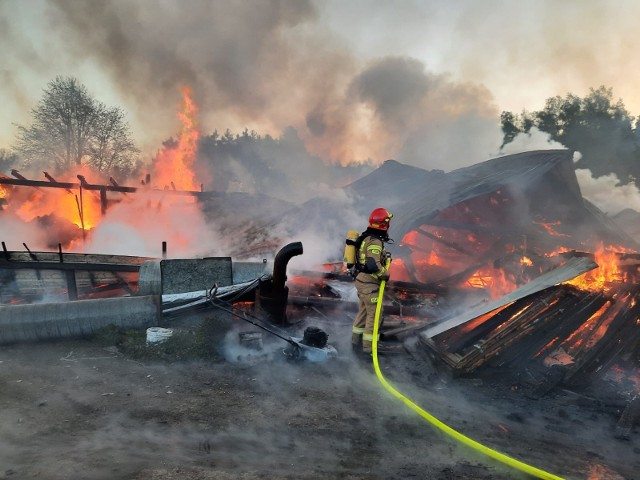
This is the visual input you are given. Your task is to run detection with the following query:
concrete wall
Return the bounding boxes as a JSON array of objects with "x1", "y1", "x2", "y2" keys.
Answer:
[
  {"x1": 138, "y1": 257, "x2": 233, "y2": 295},
  {"x1": 232, "y1": 261, "x2": 269, "y2": 283},
  {"x1": 0, "y1": 295, "x2": 161, "y2": 344}
]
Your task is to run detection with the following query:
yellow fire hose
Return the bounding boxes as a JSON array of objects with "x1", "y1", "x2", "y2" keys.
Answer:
[{"x1": 371, "y1": 269, "x2": 566, "y2": 480}]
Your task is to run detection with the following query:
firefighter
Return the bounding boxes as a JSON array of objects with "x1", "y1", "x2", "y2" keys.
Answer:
[{"x1": 351, "y1": 207, "x2": 393, "y2": 356}]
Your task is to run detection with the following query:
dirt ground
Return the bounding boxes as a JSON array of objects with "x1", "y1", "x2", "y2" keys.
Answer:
[{"x1": 0, "y1": 312, "x2": 638, "y2": 480}]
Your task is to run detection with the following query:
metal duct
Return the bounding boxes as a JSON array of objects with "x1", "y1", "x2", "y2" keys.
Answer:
[
  {"x1": 258, "y1": 242, "x2": 303, "y2": 325},
  {"x1": 272, "y1": 242, "x2": 304, "y2": 293}
]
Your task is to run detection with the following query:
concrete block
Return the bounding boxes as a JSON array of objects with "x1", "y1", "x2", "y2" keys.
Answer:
[
  {"x1": 139, "y1": 257, "x2": 233, "y2": 295},
  {"x1": 232, "y1": 261, "x2": 270, "y2": 284}
]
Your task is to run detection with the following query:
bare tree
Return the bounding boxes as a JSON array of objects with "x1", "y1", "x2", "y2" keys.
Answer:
[
  {"x1": 90, "y1": 104, "x2": 138, "y2": 175},
  {"x1": 14, "y1": 76, "x2": 138, "y2": 176},
  {"x1": 0, "y1": 148, "x2": 19, "y2": 174}
]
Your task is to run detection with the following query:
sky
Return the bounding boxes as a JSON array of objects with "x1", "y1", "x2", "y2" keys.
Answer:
[{"x1": 2, "y1": 0, "x2": 640, "y2": 171}]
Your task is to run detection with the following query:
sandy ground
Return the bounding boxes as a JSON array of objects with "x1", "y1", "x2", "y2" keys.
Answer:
[{"x1": 0, "y1": 313, "x2": 638, "y2": 480}]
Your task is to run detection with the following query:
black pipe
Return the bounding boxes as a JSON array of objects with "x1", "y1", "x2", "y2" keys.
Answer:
[
  {"x1": 272, "y1": 241, "x2": 303, "y2": 293},
  {"x1": 258, "y1": 242, "x2": 303, "y2": 325}
]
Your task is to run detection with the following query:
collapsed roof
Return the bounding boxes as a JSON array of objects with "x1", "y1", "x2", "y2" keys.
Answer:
[
  {"x1": 339, "y1": 150, "x2": 638, "y2": 292},
  {"x1": 347, "y1": 149, "x2": 637, "y2": 251}
]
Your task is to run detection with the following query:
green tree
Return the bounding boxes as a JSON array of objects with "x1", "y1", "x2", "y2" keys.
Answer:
[
  {"x1": 500, "y1": 86, "x2": 640, "y2": 183},
  {"x1": 14, "y1": 76, "x2": 138, "y2": 176},
  {"x1": 499, "y1": 111, "x2": 521, "y2": 148}
]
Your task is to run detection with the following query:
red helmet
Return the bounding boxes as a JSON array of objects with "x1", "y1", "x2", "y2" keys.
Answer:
[{"x1": 368, "y1": 207, "x2": 393, "y2": 231}]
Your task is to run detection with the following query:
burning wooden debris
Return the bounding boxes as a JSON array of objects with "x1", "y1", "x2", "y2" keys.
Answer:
[
  {"x1": 0, "y1": 245, "x2": 148, "y2": 303},
  {"x1": 2, "y1": 148, "x2": 640, "y2": 430},
  {"x1": 285, "y1": 149, "x2": 640, "y2": 430}
]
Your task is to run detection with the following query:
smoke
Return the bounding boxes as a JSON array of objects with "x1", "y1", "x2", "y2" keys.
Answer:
[
  {"x1": 84, "y1": 191, "x2": 232, "y2": 258},
  {"x1": 498, "y1": 129, "x2": 640, "y2": 219},
  {"x1": 499, "y1": 127, "x2": 565, "y2": 155},
  {"x1": 0, "y1": 211, "x2": 51, "y2": 250},
  {"x1": 270, "y1": 187, "x2": 364, "y2": 269},
  {"x1": 37, "y1": 0, "x2": 353, "y2": 160},
  {"x1": 6, "y1": 1, "x2": 640, "y2": 268},
  {"x1": 1, "y1": 1, "x2": 508, "y2": 171},
  {"x1": 575, "y1": 168, "x2": 640, "y2": 216},
  {"x1": 348, "y1": 56, "x2": 502, "y2": 170}
]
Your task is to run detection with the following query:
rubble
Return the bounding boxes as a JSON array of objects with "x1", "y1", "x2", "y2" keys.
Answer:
[{"x1": 2, "y1": 148, "x2": 640, "y2": 432}]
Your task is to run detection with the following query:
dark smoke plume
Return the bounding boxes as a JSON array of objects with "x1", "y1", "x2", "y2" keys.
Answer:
[{"x1": 0, "y1": 0, "x2": 503, "y2": 170}]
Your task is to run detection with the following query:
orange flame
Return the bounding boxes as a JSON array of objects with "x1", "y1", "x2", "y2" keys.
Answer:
[
  {"x1": 533, "y1": 219, "x2": 570, "y2": 238},
  {"x1": 565, "y1": 244, "x2": 631, "y2": 292},
  {"x1": 13, "y1": 166, "x2": 102, "y2": 231},
  {"x1": 467, "y1": 266, "x2": 518, "y2": 299},
  {"x1": 587, "y1": 463, "x2": 625, "y2": 480},
  {"x1": 152, "y1": 86, "x2": 201, "y2": 192},
  {"x1": 456, "y1": 304, "x2": 513, "y2": 335},
  {"x1": 0, "y1": 88, "x2": 204, "y2": 252},
  {"x1": 427, "y1": 250, "x2": 446, "y2": 267},
  {"x1": 520, "y1": 256, "x2": 533, "y2": 266},
  {"x1": 563, "y1": 302, "x2": 610, "y2": 351}
]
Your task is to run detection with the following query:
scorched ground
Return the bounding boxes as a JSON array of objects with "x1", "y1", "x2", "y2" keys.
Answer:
[{"x1": 0, "y1": 317, "x2": 637, "y2": 480}]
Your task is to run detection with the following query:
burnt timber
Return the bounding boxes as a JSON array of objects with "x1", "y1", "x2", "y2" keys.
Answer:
[{"x1": 0, "y1": 248, "x2": 151, "y2": 302}]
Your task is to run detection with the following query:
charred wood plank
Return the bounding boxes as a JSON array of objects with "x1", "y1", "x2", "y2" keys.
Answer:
[
  {"x1": 420, "y1": 286, "x2": 607, "y2": 376},
  {"x1": 0, "y1": 176, "x2": 205, "y2": 197},
  {"x1": 381, "y1": 320, "x2": 431, "y2": 338},
  {"x1": 532, "y1": 290, "x2": 608, "y2": 360},
  {"x1": 415, "y1": 227, "x2": 473, "y2": 256},
  {"x1": 530, "y1": 365, "x2": 566, "y2": 399},
  {"x1": 0, "y1": 261, "x2": 140, "y2": 272},
  {"x1": 487, "y1": 290, "x2": 605, "y2": 370},
  {"x1": 0, "y1": 251, "x2": 150, "y2": 265},
  {"x1": 615, "y1": 395, "x2": 640, "y2": 440},
  {"x1": 420, "y1": 256, "x2": 598, "y2": 339},
  {"x1": 453, "y1": 291, "x2": 564, "y2": 372},
  {"x1": 565, "y1": 287, "x2": 640, "y2": 386},
  {"x1": 65, "y1": 270, "x2": 78, "y2": 300}
]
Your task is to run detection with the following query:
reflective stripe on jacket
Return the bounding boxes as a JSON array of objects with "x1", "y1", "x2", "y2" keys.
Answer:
[{"x1": 355, "y1": 235, "x2": 388, "y2": 284}]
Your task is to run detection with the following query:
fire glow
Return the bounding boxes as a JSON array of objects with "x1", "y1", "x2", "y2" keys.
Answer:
[
  {"x1": 565, "y1": 244, "x2": 631, "y2": 293},
  {"x1": 152, "y1": 87, "x2": 201, "y2": 193},
  {"x1": 11, "y1": 165, "x2": 104, "y2": 239},
  {"x1": 533, "y1": 218, "x2": 570, "y2": 238},
  {"x1": 0, "y1": 87, "x2": 205, "y2": 255}
]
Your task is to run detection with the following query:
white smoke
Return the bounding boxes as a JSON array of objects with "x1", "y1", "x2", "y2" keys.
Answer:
[
  {"x1": 499, "y1": 127, "x2": 564, "y2": 155},
  {"x1": 84, "y1": 191, "x2": 228, "y2": 258},
  {"x1": 498, "y1": 130, "x2": 640, "y2": 218},
  {"x1": 0, "y1": 212, "x2": 50, "y2": 251},
  {"x1": 575, "y1": 168, "x2": 640, "y2": 216}
]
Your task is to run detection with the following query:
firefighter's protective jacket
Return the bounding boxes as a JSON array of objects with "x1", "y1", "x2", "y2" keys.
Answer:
[
  {"x1": 353, "y1": 231, "x2": 390, "y2": 353},
  {"x1": 355, "y1": 234, "x2": 389, "y2": 285}
]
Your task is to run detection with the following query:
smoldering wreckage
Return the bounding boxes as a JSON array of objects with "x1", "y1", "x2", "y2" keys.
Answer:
[{"x1": 1, "y1": 149, "x2": 640, "y2": 479}]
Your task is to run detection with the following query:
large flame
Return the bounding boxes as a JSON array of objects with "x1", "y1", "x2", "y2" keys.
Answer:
[
  {"x1": 0, "y1": 87, "x2": 204, "y2": 254},
  {"x1": 13, "y1": 165, "x2": 103, "y2": 232},
  {"x1": 152, "y1": 86, "x2": 201, "y2": 192},
  {"x1": 565, "y1": 244, "x2": 632, "y2": 292}
]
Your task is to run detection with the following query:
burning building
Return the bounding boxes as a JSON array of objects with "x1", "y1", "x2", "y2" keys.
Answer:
[
  {"x1": 288, "y1": 148, "x2": 640, "y2": 436},
  {"x1": 2, "y1": 127, "x2": 640, "y2": 437}
]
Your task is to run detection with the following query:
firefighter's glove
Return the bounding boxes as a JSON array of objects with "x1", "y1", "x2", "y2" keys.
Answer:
[
  {"x1": 348, "y1": 267, "x2": 357, "y2": 279},
  {"x1": 382, "y1": 251, "x2": 392, "y2": 268}
]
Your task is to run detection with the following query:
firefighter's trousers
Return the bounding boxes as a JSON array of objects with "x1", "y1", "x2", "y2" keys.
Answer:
[{"x1": 352, "y1": 280, "x2": 381, "y2": 353}]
